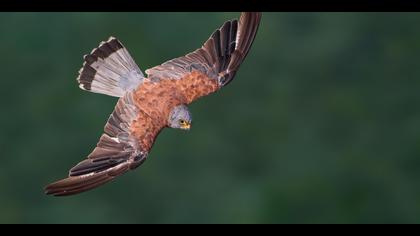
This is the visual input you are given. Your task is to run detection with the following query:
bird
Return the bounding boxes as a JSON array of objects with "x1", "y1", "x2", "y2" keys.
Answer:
[{"x1": 45, "y1": 12, "x2": 262, "y2": 196}]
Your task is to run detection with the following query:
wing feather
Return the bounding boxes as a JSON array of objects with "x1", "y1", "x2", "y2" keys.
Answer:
[
  {"x1": 45, "y1": 12, "x2": 261, "y2": 196},
  {"x1": 145, "y1": 12, "x2": 262, "y2": 92},
  {"x1": 45, "y1": 92, "x2": 160, "y2": 196}
]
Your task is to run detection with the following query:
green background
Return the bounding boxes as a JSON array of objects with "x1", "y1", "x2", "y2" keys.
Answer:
[{"x1": 1, "y1": 12, "x2": 420, "y2": 223}]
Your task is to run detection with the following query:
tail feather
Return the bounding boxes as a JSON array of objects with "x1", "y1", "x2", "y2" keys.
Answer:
[{"x1": 77, "y1": 36, "x2": 144, "y2": 97}]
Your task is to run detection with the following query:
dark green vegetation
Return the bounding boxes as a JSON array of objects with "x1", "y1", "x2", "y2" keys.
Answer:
[{"x1": 1, "y1": 12, "x2": 420, "y2": 223}]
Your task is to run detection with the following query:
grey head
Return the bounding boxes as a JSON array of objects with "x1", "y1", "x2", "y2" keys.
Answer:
[{"x1": 168, "y1": 104, "x2": 192, "y2": 130}]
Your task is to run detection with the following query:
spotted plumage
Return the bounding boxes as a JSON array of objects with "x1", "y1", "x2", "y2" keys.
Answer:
[{"x1": 45, "y1": 12, "x2": 262, "y2": 196}]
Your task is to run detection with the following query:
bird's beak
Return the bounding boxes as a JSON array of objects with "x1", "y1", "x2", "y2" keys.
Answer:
[{"x1": 181, "y1": 122, "x2": 191, "y2": 130}]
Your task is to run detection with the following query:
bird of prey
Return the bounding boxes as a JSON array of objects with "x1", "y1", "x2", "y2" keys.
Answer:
[{"x1": 45, "y1": 12, "x2": 262, "y2": 196}]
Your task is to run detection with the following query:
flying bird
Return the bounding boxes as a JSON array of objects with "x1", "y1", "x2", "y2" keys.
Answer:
[{"x1": 45, "y1": 12, "x2": 262, "y2": 196}]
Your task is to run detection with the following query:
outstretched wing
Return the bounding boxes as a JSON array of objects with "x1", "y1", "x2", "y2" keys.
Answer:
[
  {"x1": 45, "y1": 92, "x2": 163, "y2": 196},
  {"x1": 145, "y1": 12, "x2": 262, "y2": 103}
]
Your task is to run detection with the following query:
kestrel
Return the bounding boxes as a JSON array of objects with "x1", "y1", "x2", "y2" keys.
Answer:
[{"x1": 45, "y1": 12, "x2": 262, "y2": 196}]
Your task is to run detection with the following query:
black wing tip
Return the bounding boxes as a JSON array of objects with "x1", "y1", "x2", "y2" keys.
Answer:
[
  {"x1": 237, "y1": 12, "x2": 262, "y2": 53},
  {"x1": 44, "y1": 186, "x2": 66, "y2": 197},
  {"x1": 44, "y1": 172, "x2": 113, "y2": 197},
  {"x1": 44, "y1": 182, "x2": 70, "y2": 197},
  {"x1": 218, "y1": 12, "x2": 261, "y2": 87},
  {"x1": 240, "y1": 12, "x2": 262, "y2": 22},
  {"x1": 44, "y1": 154, "x2": 147, "y2": 197},
  {"x1": 44, "y1": 177, "x2": 81, "y2": 197}
]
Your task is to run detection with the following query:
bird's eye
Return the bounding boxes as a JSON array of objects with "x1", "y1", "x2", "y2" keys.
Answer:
[{"x1": 180, "y1": 120, "x2": 186, "y2": 125}]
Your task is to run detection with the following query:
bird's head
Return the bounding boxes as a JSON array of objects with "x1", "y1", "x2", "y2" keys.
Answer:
[{"x1": 168, "y1": 104, "x2": 192, "y2": 130}]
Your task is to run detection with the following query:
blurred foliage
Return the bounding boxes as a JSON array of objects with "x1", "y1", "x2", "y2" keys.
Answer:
[{"x1": 1, "y1": 12, "x2": 420, "y2": 223}]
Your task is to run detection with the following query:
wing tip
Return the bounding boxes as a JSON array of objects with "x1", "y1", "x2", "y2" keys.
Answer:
[
  {"x1": 44, "y1": 181, "x2": 69, "y2": 197},
  {"x1": 44, "y1": 171, "x2": 112, "y2": 197}
]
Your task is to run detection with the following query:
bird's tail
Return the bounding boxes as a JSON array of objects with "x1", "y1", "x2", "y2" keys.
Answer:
[{"x1": 77, "y1": 36, "x2": 144, "y2": 97}]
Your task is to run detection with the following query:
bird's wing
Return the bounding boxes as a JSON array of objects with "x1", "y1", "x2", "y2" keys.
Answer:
[
  {"x1": 45, "y1": 92, "x2": 164, "y2": 196},
  {"x1": 145, "y1": 12, "x2": 262, "y2": 103}
]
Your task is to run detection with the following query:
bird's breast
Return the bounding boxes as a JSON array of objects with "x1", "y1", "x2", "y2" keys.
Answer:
[
  {"x1": 133, "y1": 79, "x2": 186, "y2": 126},
  {"x1": 132, "y1": 71, "x2": 219, "y2": 125}
]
